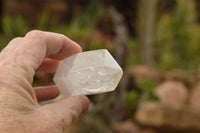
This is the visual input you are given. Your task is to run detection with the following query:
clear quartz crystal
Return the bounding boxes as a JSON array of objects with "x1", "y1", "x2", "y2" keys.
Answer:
[{"x1": 53, "y1": 49, "x2": 123, "y2": 96}]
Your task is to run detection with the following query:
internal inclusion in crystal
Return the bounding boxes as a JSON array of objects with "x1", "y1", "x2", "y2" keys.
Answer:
[{"x1": 66, "y1": 66, "x2": 121, "y2": 95}]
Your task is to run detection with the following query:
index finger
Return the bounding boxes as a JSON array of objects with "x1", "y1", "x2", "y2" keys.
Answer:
[
  {"x1": 24, "y1": 30, "x2": 82, "y2": 69},
  {"x1": 2, "y1": 30, "x2": 82, "y2": 84},
  {"x1": 25, "y1": 30, "x2": 82, "y2": 60}
]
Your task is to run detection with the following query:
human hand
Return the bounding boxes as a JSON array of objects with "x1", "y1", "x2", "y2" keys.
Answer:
[{"x1": 0, "y1": 30, "x2": 90, "y2": 133}]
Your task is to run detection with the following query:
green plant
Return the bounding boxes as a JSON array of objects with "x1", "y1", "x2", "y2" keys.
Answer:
[
  {"x1": 127, "y1": 38, "x2": 138, "y2": 66},
  {"x1": 156, "y1": 0, "x2": 200, "y2": 71},
  {"x1": 0, "y1": 15, "x2": 28, "y2": 51},
  {"x1": 61, "y1": 0, "x2": 104, "y2": 41},
  {"x1": 137, "y1": 78, "x2": 158, "y2": 102},
  {"x1": 0, "y1": 0, "x2": 107, "y2": 52},
  {"x1": 125, "y1": 90, "x2": 139, "y2": 118},
  {"x1": 2, "y1": 15, "x2": 28, "y2": 37}
]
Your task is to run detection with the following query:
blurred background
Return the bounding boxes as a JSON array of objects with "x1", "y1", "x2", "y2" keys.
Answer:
[{"x1": 1, "y1": 0, "x2": 200, "y2": 133}]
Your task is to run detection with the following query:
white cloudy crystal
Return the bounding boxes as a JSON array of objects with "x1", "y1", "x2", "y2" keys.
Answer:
[{"x1": 53, "y1": 49, "x2": 123, "y2": 96}]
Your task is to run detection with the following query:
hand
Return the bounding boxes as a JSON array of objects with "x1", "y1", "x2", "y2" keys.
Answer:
[{"x1": 0, "y1": 30, "x2": 90, "y2": 133}]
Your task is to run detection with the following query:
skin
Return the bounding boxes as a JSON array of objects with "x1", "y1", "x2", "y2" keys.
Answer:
[{"x1": 0, "y1": 30, "x2": 90, "y2": 133}]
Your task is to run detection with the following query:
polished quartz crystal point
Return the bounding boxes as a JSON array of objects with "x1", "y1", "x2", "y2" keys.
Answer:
[{"x1": 53, "y1": 49, "x2": 123, "y2": 96}]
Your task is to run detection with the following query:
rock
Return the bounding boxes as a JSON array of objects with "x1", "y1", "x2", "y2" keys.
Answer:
[
  {"x1": 164, "y1": 69, "x2": 185, "y2": 81},
  {"x1": 135, "y1": 102, "x2": 164, "y2": 126},
  {"x1": 179, "y1": 108, "x2": 200, "y2": 129},
  {"x1": 140, "y1": 129, "x2": 157, "y2": 133},
  {"x1": 189, "y1": 84, "x2": 200, "y2": 111},
  {"x1": 114, "y1": 121, "x2": 140, "y2": 133},
  {"x1": 135, "y1": 101, "x2": 200, "y2": 130},
  {"x1": 154, "y1": 81, "x2": 188, "y2": 108},
  {"x1": 164, "y1": 69, "x2": 197, "y2": 88},
  {"x1": 129, "y1": 65, "x2": 162, "y2": 83}
]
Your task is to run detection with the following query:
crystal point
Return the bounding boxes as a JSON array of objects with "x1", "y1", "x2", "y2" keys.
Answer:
[{"x1": 53, "y1": 49, "x2": 123, "y2": 96}]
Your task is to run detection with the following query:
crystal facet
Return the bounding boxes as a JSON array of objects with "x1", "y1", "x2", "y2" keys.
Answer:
[{"x1": 53, "y1": 49, "x2": 123, "y2": 96}]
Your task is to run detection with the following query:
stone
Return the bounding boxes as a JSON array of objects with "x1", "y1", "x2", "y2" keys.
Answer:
[
  {"x1": 114, "y1": 121, "x2": 140, "y2": 133},
  {"x1": 53, "y1": 49, "x2": 123, "y2": 96},
  {"x1": 189, "y1": 84, "x2": 200, "y2": 111},
  {"x1": 135, "y1": 102, "x2": 165, "y2": 126},
  {"x1": 140, "y1": 129, "x2": 157, "y2": 133},
  {"x1": 164, "y1": 69, "x2": 184, "y2": 81},
  {"x1": 135, "y1": 101, "x2": 200, "y2": 130},
  {"x1": 154, "y1": 81, "x2": 188, "y2": 108},
  {"x1": 129, "y1": 65, "x2": 162, "y2": 83}
]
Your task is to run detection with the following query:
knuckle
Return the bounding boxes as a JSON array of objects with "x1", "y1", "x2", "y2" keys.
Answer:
[
  {"x1": 24, "y1": 30, "x2": 46, "y2": 46},
  {"x1": 59, "y1": 109, "x2": 78, "y2": 129},
  {"x1": 9, "y1": 37, "x2": 23, "y2": 43},
  {"x1": 67, "y1": 97, "x2": 83, "y2": 114},
  {"x1": 59, "y1": 34, "x2": 66, "y2": 38},
  {"x1": 25, "y1": 30, "x2": 44, "y2": 39},
  {"x1": 68, "y1": 109, "x2": 79, "y2": 122}
]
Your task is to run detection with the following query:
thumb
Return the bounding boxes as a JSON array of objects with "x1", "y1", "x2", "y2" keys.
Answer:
[{"x1": 39, "y1": 95, "x2": 90, "y2": 131}]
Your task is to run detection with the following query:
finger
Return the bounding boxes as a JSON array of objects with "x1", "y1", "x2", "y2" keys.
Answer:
[
  {"x1": 0, "y1": 30, "x2": 81, "y2": 102},
  {"x1": 0, "y1": 37, "x2": 23, "y2": 61},
  {"x1": 25, "y1": 30, "x2": 82, "y2": 60},
  {"x1": 4, "y1": 30, "x2": 82, "y2": 84},
  {"x1": 34, "y1": 85, "x2": 60, "y2": 102},
  {"x1": 36, "y1": 58, "x2": 60, "y2": 73},
  {"x1": 40, "y1": 95, "x2": 89, "y2": 130}
]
